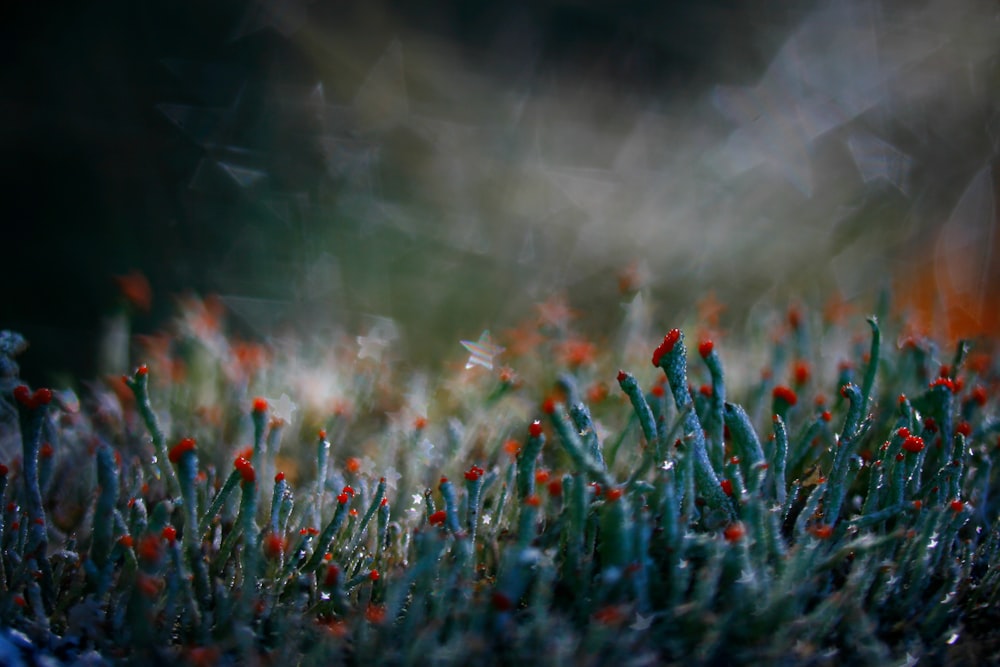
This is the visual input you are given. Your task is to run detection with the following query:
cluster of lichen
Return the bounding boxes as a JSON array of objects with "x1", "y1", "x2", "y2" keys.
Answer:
[{"x1": 0, "y1": 295, "x2": 998, "y2": 665}]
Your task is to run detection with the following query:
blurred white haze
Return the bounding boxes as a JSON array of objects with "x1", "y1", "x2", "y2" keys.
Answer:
[{"x1": 163, "y1": 0, "x2": 1000, "y2": 362}]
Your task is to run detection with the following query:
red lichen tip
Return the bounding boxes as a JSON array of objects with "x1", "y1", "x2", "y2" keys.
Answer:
[
  {"x1": 929, "y1": 377, "x2": 955, "y2": 393},
  {"x1": 809, "y1": 524, "x2": 833, "y2": 539},
  {"x1": 528, "y1": 420, "x2": 544, "y2": 438},
  {"x1": 336, "y1": 493, "x2": 349, "y2": 504},
  {"x1": 323, "y1": 564, "x2": 340, "y2": 588},
  {"x1": 13, "y1": 385, "x2": 52, "y2": 409},
  {"x1": 616, "y1": 369, "x2": 628, "y2": 383},
  {"x1": 772, "y1": 385, "x2": 797, "y2": 406},
  {"x1": 950, "y1": 499, "x2": 965, "y2": 513},
  {"x1": 136, "y1": 364, "x2": 149, "y2": 376},
  {"x1": 723, "y1": 522, "x2": 745, "y2": 543},
  {"x1": 720, "y1": 479, "x2": 733, "y2": 497},
  {"x1": 162, "y1": 525, "x2": 177, "y2": 543},
  {"x1": 955, "y1": 421, "x2": 972, "y2": 438},
  {"x1": 698, "y1": 339, "x2": 714, "y2": 358},
  {"x1": 39, "y1": 443, "x2": 54, "y2": 459},
  {"x1": 428, "y1": 510, "x2": 447, "y2": 526},
  {"x1": 651, "y1": 329, "x2": 681, "y2": 367},
  {"x1": 439, "y1": 477, "x2": 449, "y2": 487},
  {"x1": 541, "y1": 397, "x2": 556, "y2": 414},
  {"x1": 0, "y1": 464, "x2": 7, "y2": 476},
  {"x1": 318, "y1": 430, "x2": 327, "y2": 440},
  {"x1": 275, "y1": 472, "x2": 286, "y2": 483},
  {"x1": 524, "y1": 494, "x2": 541, "y2": 507},
  {"x1": 369, "y1": 569, "x2": 380, "y2": 581},
  {"x1": 820, "y1": 411, "x2": 832, "y2": 422},
  {"x1": 413, "y1": 416, "x2": 428, "y2": 430},
  {"x1": 233, "y1": 456, "x2": 255, "y2": 483},
  {"x1": 464, "y1": 465, "x2": 484, "y2": 482},
  {"x1": 252, "y1": 397, "x2": 268, "y2": 413},
  {"x1": 168, "y1": 437, "x2": 196, "y2": 463},
  {"x1": 605, "y1": 487, "x2": 623, "y2": 502}
]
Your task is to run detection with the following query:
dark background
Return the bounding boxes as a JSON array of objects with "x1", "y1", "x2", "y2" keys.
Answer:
[{"x1": 2, "y1": 0, "x2": 997, "y2": 385}]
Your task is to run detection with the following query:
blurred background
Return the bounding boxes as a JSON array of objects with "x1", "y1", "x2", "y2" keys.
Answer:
[{"x1": 2, "y1": 0, "x2": 999, "y2": 383}]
